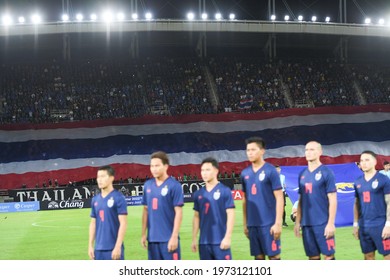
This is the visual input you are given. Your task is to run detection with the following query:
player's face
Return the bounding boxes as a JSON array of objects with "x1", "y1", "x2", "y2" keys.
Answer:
[
  {"x1": 360, "y1": 153, "x2": 377, "y2": 173},
  {"x1": 385, "y1": 164, "x2": 390, "y2": 171},
  {"x1": 246, "y1": 142, "x2": 264, "y2": 162},
  {"x1": 201, "y1": 162, "x2": 218, "y2": 183},
  {"x1": 96, "y1": 170, "x2": 114, "y2": 190},
  {"x1": 150, "y1": 158, "x2": 168, "y2": 179},
  {"x1": 305, "y1": 142, "x2": 322, "y2": 162}
]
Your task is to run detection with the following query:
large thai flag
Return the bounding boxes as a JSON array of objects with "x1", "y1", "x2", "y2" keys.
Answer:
[{"x1": 1, "y1": 105, "x2": 389, "y2": 190}]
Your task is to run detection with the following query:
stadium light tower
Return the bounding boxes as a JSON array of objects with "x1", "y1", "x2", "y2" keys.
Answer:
[{"x1": 187, "y1": 12, "x2": 195, "y2": 20}]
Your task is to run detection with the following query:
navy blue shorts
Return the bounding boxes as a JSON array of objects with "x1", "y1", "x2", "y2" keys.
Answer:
[
  {"x1": 199, "y1": 244, "x2": 232, "y2": 260},
  {"x1": 148, "y1": 242, "x2": 181, "y2": 260},
  {"x1": 248, "y1": 226, "x2": 281, "y2": 257},
  {"x1": 302, "y1": 225, "x2": 335, "y2": 257},
  {"x1": 359, "y1": 225, "x2": 390, "y2": 256},
  {"x1": 94, "y1": 247, "x2": 125, "y2": 260}
]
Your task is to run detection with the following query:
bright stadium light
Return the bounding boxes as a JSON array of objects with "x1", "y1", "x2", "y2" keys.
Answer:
[
  {"x1": 31, "y1": 14, "x2": 42, "y2": 24},
  {"x1": 61, "y1": 14, "x2": 69, "y2": 21},
  {"x1": 18, "y1": 16, "x2": 25, "y2": 24},
  {"x1": 378, "y1": 18, "x2": 385, "y2": 25},
  {"x1": 365, "y1": 18, "x2": 371, "y2": 24},
  {"x1": 2, "y1": 15, "x2": 12, "y2": 25},
  {"x1": 298, "y1": 15, "x2": 303, "y2": 21},
  {"x1": 90, "y1": 13, "x2": 97, "y2": 21},
  {"x1": 117, "y1": 12, "x2": 125, "y2": 21},
  {"x1": 215, "y1": 13, "x2": 222, "y2": 20},
  {"x1": 311, "y1": 16, "x2": 317, "y2": 22},
  {"x1": 76, "y1": 13, "x2": 83, "y2": 21},
  {"x1": 325, "y1": 16, "x2": 330, "y2": 23},
  {"x1": 103, "y1": 11, "x2": 113, "y2": 22},
  {"x1": 229, "y1": 13, "x2": 235, "y2": 20},
  {"x1": 270, "y1": 14, "x2": 276, "y2": 21},
  {"x1": 187, "y1": 12, "x2": 195, "y2": 20},
  {"x1": 284, "y1": 15, "x2": 290, "y2": 21},
  {"x1": 201, "y1": 13, "x2": 208, "y2": 20},
  {"x1": 145, "y1": 12, "x2": 152, "y2": 20},
  {"x1": 131, "y1": 13, "x2": 138, "y2": 20}
]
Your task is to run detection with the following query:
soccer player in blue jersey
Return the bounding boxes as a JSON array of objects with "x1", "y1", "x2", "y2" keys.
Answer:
[
  {"x1": 141, "y1": 151, "x2": 184, "y2": 260},
  {"x1": 353, "y1": 151, "x2": 390, "y2": 260},
  {"x1": 88, "y1": 165, "x2": 128, "y2": 260},
  {"x1": 192, "y1": 157, "x2": 235, "y2": 260},
  {"x1": 241, "y1": 137, "x2": 284, "y2": 260},
  {"x1": 293, "y1": 141, "x2": 337, "y2": 260}
]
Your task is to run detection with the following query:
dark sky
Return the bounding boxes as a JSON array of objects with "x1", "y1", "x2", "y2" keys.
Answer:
[{"x1": 0, "y1": 0, "x2": 389, "y2": 23}]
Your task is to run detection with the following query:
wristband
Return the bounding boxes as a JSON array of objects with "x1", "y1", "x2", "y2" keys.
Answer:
[
  {"x1": 386, "y1": 221, "x2": 390, "y2": 227},
  {"x1": 353, "y1": 222, "x2": 358, "y2": 227}
]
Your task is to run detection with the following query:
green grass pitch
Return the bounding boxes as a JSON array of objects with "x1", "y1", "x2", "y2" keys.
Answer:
[{"x1": 0, "y1": 200, "x2": 378, "y2": 260}]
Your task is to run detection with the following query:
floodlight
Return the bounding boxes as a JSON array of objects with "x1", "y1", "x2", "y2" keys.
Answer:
[
  {"x1": 117, "y1": 12, "x2": 125, "y2": 21},
  {"x1": 61, "y1": 14, "x2": 69, "y2": 21},
  {"x1": 145, "y1": 12, "x2": 152, "y2": 20},
  {"x1": 365, "y1": 18, "x2": 371, "y2": 24},
  {"x1": 131, "y1": 13, "x2": 138, "y2": 20},
  {"x1": 201, "y1": 13, "x2": 208, "y2": 20},
  {"x1": 298, "y1": 15, "x2": 303, "y2": 21},
  {"x1": 229, "y1": 13, "x2": 235, "y2": 20},
  {"x1": 90, "y1": 13, "x2": 97, "y2": 21},
  {"x1": 18, "y1": 16, "x2": 25, "y2": 23},
  {"x1": 76, "y1": 13, "x2": 83, "y2": 21},
  {"x1": 325, "y1": 16, "x2": 330, "y2": 23},
  {"x1": 31, "y1": 14, "x2": 42, "y2": 24},
  {"x1": 311, "y1": 16, "x2": 317, "y2": 22},
  {"x1": 215, "y1": 13, "x2": 222, "y2": 20},
  {"x1": 187, "y1": 12, "x2": 195, "y2": 20},
  {"x1": 270, "y1": 15, "x2": 276, "y2": 21},
  {"x1": 284, "y1": 15, "x2": 290, "y2": 21}
]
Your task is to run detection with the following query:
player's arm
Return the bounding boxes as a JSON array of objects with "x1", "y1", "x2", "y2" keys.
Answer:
[
  {"x1": 270, "y1": 189, "x2": 283, "y2": 240},
  {"x1": 220, "y1": 208, "x2": 235, "y2": 250},
  {"x1": 112, "y1": 214, "x2": 128, "y2": 260},
  {"x1": 294, "y1": 196, "x2": 302, "y2": 237},
  {"x1": 141, "y1": 206, "x2": 148, "y2": 248},
  {"x1": 168, "y1": 206, "x2": 183, "y2": 252},
  {"x1": 88, "y1": 218, "x2": 96, "y2": 260},
  {"x1": 382, "y1": 194, "x2": 390, "y2": 239},
  {"x1": 324, "y1": 192, "x2": 337, "y2": 239},
  {"x1": 192, "y1": 210, "x2": 200, "y2": 252},
  {"x1": 353, "y1": 197, "x2": 360, "y2": 240}
]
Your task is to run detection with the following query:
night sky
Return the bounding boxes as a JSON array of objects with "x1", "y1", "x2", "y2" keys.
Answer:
[{"x1": 0, "y1": 0, "x2": 389, "y2": 24}]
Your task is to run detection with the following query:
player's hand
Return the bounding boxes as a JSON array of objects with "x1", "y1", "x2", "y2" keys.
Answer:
[
  {"x1": 243, "y1": 226, "x2": 249, "y2": 239},
  {"x1": 294, "y1": 223, "x2": 301, "y2": 238},
  {"x1": 352, "y1": 226, "x2": 359, "y2": 240},
  {"x1": 88, "y1": 246, "x2": 95, "y2": 260},
  {"x1": 141, "y1": 235, "x2": 148, "y2": 249},
  {"x1": 220, "y1": 237, "x2": 231, "y2": 250},
  {"x1": 168, "y1": 236, "x2": 178, "y2": 252},
  {"x1": 382, "y1": 224, "x2": 390, "y2": 239},
  {"x1": 111, "y1": 246, "x2": 121, "y2": 260},
  {"x1": 324, "y1": 223, "x2": 335, "y2": 239},
  {"x1": 270, "y1": 223, "x2": 282, "y2": 240},
  {"x1": 191, "y1": 240, "x2": 198, "y2": 253}
]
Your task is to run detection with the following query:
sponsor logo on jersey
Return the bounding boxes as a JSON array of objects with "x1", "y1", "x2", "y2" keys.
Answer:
[
  {"x1": 315, "y1": 171, "x2": 322, "y2": 181},
  {"x1": 213, "y1": 190, "x2": 221, "y2": 200},
  {"x1": 161, "y1": 185, "x2": 168, "y2": 196},
  {"x1": 107, "y1": 197, "x2": 114, "y2": 208},
  {"x1": 372, "y1": 180, "x2": 378, "y2": 189},
  {"x1": 259, "y1": 171, "x2": 265, "y2": 181}
]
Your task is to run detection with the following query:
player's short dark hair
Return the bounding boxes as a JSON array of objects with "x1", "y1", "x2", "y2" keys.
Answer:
[
  {"x1": 384, "y1": 161, "x2": 390, "y2": 165},
  {"x1": 274, "y1": 164, "x2": 280, "y2": 168},
  {"x1": 201, "y1": 157, "x2": 219, "y2": 169},
  {"x1": 98, "y1": 165, "x2": 115, "y2": 177},
  {"x1": 245, "y1": 137, "x2": 266, "y2": 149},
  {"x1": 361, "y1": 150, "x2": 377, "y2": 159},
  {"x1": 151, "y1": 151, "x2": 170, "y2": 165}
]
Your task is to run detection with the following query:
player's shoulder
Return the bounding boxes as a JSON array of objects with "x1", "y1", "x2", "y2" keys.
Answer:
[
  {"x1": 167, "y1": 176, "x2": 182, "y2": 187},
  {"x1": 143, "y1": 178, "x2": 154, "y2": 186},
  {"x1": 376, "y1": 172, "x2": 390, "y2": 182},
  {"x1": 217, "y1": 182, "x2": 232, "y2": 192}
]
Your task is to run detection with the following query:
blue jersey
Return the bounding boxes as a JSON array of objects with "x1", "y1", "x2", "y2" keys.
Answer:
[
  {"x1": 90, "y1": 189, "x2": 128, "y2": 251},
  {"x1": 142, "y1": 176, "x2": 184, "y2": 242},
  {"x1": 354, "y1": 172, "x2": 390, "y2": 227},
  {"x1": 193, "y1": 183, "x2": 235, "y2": 245},
  {"x1": 241, "y1": 162, "x2": 282, "y2": 227},
  {"x1": 298, "y1": 165, "x2": 336, "y2": 226}
]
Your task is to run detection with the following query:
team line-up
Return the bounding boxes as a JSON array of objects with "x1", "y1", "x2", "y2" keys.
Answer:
[{"x1": 88, "y1": 137, "x2": 390, "y2": 260}]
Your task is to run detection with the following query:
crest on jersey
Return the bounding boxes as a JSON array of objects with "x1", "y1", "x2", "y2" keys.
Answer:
[
  {"x1": 372, "y1": 180, "x2": 378, "y2": 189},
  {"x1": 315, "y1": 171, "x2": 322, "y2": 181},
  {"x1": 161, "y1": 185, "x2": 169, "y2": 196},
  {"x1": 213, "y1": 190, "x2": 221, "y2": 200},
  {"x1": 107, "y1": 197, "x2": 114, "y2": 208},
  {"x1": 259, "y1": 171, "x2": 265, "y2": 181}
]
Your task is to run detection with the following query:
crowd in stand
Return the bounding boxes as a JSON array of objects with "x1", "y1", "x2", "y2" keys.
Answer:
[{"x1": 0, "y1": 57, "x2": 389, "y2": 125}]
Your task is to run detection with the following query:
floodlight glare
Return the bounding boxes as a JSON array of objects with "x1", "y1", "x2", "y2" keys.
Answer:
[
  {"x1": 378, "y1": 18, "x2": 385, "y2": 25},
  {"x1": 270, "y1": 14, "x2": 276, "y2": 21},
  {"x1": 61, "y1": 14, "x2": 69, "y2": 21},
  {"x1": 31, "y1": 14, "x2": 42, "y2": 24},
  {"x1": 2, "y1": 15, "x2": 12, "y2": 25},
  {"x1": 284, "y1": 15, "x2": 290, "y2": 21},
  {"x1": 187, "y1": 12, "x2": 195, "y2": 20},
  {"x1": 76, "y1": 13, "x2": 83, "y2": 21},
  {"x1": 18, "y1": 16, "x2": 25, "y2": 24},
  {"x1": 229, "y1": 13, "x2": 235, "y2": 20},
  {"x1": 90, "y1": 13, "x2": 97, "y2": 21},
  {"x1": 365, "y1": 18, "x2": 371, "y2": 24},
  {"x1": 298, "y1": 15, "x2": 303, "y2": 21},
  {"x1": 117, "y1": 12, "x2": 125, "y2": 21},
  {"x1": 325, "y1": 16, "x2": 330, "y2": 23},
  {"x1": 145, "y1": 12, "x2": 152, "y2": 20},
  {"x1": 131, "y1": 13, "x2": 138, "y2": 20},
  {"x1": 201, "y1": 13, "x2": 208, "y2": 20},
  {"x1": 103, "y1": 11, "x2": 113, "y2": 22},
  {"x1": 215, "y1": 13, "x2": 222, "y2": 20},
  {"x1": 311, "y1": 16, "x2": 317, "y2": 22}
]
